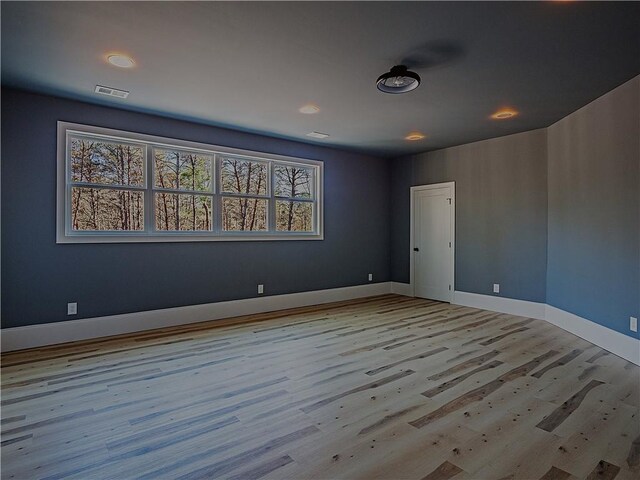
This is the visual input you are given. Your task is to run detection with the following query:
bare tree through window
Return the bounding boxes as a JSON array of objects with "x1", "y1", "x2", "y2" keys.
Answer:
[
  {"x1": 62, "y1": 125, "x2": 321, "y2": 241},
  {"x1": 220, "y1": 157, "x2": 268, "y2": 231},
  {"x1": 70, "y1": 138, "x2": 144, "y2": 231},
  {"x1": 274, "y1": 165, "x2": 313, "y2": 232},
  {"x1": 154, "y1": 149, "x2": 213, "y2": 231}
]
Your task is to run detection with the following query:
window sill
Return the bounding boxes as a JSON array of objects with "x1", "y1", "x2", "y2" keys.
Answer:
[{"x1": 56, "y1": 233, "x2": 324, "y2": 244}]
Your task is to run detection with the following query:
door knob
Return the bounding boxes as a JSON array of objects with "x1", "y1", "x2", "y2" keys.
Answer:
[{"x1": 413, "y1": 247, "x2": 419, "y2": 252}]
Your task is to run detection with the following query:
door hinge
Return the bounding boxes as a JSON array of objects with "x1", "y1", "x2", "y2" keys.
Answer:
[
  {"x1": 447, "y1": 198, "x2": 452, "y2": 205},
  {"x1": 449, "y1": 242, "x2": 451, "y2": 248},
  {"x1": 449, "y1": 285, "x2": 451, "y2": 291}
]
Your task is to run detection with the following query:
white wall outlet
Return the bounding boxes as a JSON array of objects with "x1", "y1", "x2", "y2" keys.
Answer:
[
  {"x1": 257, "y1": 284, "x2": 264, "y2": 295},
  {"x1": 631, "y1": 317, "x2": 638, "y2": 333},
  {"x1": 67, "y1": 302, "x2": 77, "y2": 315},
  {"x1": 368, "y1": 273, "x2": 373, "y2": 282},
  {"x1": 493, "y1": 284, "x2": 500, "y2": 294}
]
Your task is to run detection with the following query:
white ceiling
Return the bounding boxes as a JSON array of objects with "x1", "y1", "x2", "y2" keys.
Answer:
[{"x1": 2, "y1": 1, "x2": 639, "y2": 156}]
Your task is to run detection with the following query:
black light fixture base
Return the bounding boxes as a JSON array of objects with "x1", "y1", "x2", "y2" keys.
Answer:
[{"x1": 376, "y1": 65, "x2": 421, "y2": 94}]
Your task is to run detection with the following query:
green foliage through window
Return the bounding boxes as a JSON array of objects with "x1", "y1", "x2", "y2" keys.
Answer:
[{"x1": 154, "y1": 149, "x2": 212, "y2": 192}]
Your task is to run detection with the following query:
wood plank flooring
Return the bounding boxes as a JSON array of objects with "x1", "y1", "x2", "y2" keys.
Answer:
[{"x1": 1, "y1": 294, "x2": 638, "y2": 479}]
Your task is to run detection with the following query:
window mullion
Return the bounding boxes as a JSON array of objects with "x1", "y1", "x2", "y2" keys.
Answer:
[
  {"x1": 145, "y1": 145, "x2": 154, "y2": 233},
  {"x1": 154, "y1": 187, "x2": 215, "y2": 196},
  {"x1": 274, "y1": 196, "x2": 315, "y2": 203},
  {"x1": 69, "y1": 182, "x2": 146, "y2": 192},
  {"x1": 269, "y1": 163, "x2": 276, "y2": 232},
  {"x1": 213, "y1": 155, "x2": 220, "y2": 234}
]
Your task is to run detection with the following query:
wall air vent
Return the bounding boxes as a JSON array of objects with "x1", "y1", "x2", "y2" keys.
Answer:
[
  {"x1": 306, "y1": 131, "x2": 330, "y2": 139},
  {"x1": 94, "y1": 85, "x2": 129, "y2": 99}
]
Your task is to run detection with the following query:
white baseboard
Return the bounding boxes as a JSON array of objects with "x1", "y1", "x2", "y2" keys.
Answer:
[
  {"x1": 391, "y1": 282, "x2": 413, "y2": 296},
  {"x1": 453, "y1": 291, "x2": 546, "y2": 320},
  {"x1": 453, "y1": 290, "x2": 640, "y2": 366},
  {"x1": 4, "y1": 284, "x2": 638, "y2": 366},
  {"x1": 545, "y1": 305, "x2": 640, "y2": 366},
  {"x1": 1, "y1": 282, "x2": 393, "y2": 352}
]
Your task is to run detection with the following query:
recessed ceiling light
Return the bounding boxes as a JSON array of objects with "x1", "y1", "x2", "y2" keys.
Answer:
[
  {"x1": 107, "y1": 54, "x2": 135, "y2": 68},
  {"x1": 306, "y1": 131, "x2": 329, "y2": 139},
  {"x1": 405, "y1": 132, "x2": 426, "y2": 141},
  {"x1": 377, "y1": 65, "x2": 421, "y2": 94},
  {"x1": 490, "y1": 108, "x2": 518, "y2": 120},
  {"x1": 299, "y1": 104, "x2": 320, "y2": 114}
]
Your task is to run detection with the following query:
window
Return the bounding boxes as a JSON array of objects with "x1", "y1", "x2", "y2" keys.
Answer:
[
  {"x1": 57, "y1": 122, "x2": 323, "y2": 242},
  {"x1": 153, "y1": 148, "x2": 214, "y2": 232},
  {"x1": 274, "y1": 164, "x2": 315, "y2": 232},
  {"x1": 219, "y1": 156, "x2": 268, "y2": 232}
]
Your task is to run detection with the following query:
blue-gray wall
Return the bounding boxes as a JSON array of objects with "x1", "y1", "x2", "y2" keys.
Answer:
[
  {"x1": 390, "y1": 129, "x2": 549, "y2": 303},
  {"x1": 3, "y1": 79, "x2": 638, "y2": 340},
  {"x1": 390, "y1": 76, "x2": 639, "y2": 339},
  {"x1": 547, "y1": 77, "x2": 639, "y2": 339},
  {"x1": 1, "y1": 88, "x2": 390, "y2": 328}
]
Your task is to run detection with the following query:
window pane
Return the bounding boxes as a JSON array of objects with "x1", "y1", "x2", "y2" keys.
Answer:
[
  {"x1": 70, "y1": 137, "x2": 144, "y2": 187},
  {"x1": 220, "y1": 157, "x2": 267, "y2": 196},
  {"x1": 274, "y1": 165, "x2": 313, "y2": 198},
  {"x1": 276, "y1": 200, "x2": 314, "y2": 232},
  {"x1": 155, "y1": 193, "x2": 213, "y2": 231},
  {"x1": 222, "y1": 197, "x2": 267, "y2": 231},
  {"x1": 71, "y1": 187, "x2": 144, "y2": 231},
  {"x1": 154, "y1": 148, "x2": 212, "y2": 192}
]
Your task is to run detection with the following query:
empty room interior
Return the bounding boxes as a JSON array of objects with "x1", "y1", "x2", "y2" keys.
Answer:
[{"x1": 1, "y1": 1, "x2": 639, "y2": 479}]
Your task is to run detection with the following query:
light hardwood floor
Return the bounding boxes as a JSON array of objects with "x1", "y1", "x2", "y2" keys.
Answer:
[{"x1": 1, "y1": 295, "x2": 639, "y2": 480}]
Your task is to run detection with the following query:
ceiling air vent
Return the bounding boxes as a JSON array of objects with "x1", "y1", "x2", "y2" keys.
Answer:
[
  {"x1": 306, "y1": 131, "x2": 329, "y2": 139},
  {"x1": 94, "y1": 85, "x2": 129, "y2": 99}
]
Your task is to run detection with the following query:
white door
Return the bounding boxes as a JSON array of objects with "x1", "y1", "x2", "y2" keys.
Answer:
[{"x1": 412, "y1": 184, "x2": 454, "y2": 302}]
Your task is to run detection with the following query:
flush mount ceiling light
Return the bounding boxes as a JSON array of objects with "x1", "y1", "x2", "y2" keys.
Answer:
[
  {"x1": 376, "y1": 65, "x2": 421, "y2": 94},
  {"x1": 405, "y1": 132, "x2": 426, "y2": 141},
  {"x1": 107, "y1": 54, "x2": 135, "y2": 68},
  {"x1": 490, "y1": 108, "x2": 519, "y2": 120},
  {"x1": 299, "y1": 104, "x2": 320, "y2": 114}
]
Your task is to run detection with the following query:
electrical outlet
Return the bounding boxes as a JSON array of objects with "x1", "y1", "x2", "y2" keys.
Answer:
[
  {"x1": 368, "y1": 273, "x2": 373, "y2": 282},
  {"x1": 257, "y1": 284, "x2": 264, "y2": 295},
  {"x1": 493, "y1": 284, "x2": 500, "y2": 294},
  {"x1": 67, "y1": 302, "x2": 77, "y2": 315},
  {"x1": 631, "y1": 317, "x2": 638, "y2": 333}
]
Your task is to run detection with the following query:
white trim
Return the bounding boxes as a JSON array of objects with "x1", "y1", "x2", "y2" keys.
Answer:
[
  {"x1": 56, "y1": 121, "x2": 324, "y2": 243},
  {"x1": 545, "y1": 305, "x2": 640, "y2": 366},
  {"x1": 1, "y1": 282, "x2": 392, "y2": 352},
  {"x1": 3, "y1": 284, "x2": 637, "y2": 365},
  {"x1": 453, "y1": 290, "x2": 640, "y2": 366},
  {"x1": 391, "y1": 282, "x2": 413, "y2": 296},
  {"x1": 453, "y1": 291, "x2": 546, "y2": 320},
  {"x1": 410, "y1": 182, "x2": 455, "y2": 301}
]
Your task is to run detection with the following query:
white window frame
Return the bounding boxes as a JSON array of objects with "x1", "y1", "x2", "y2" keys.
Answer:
[{"x1": 56, "y1": 122, "x2": 324, "y2": 243}]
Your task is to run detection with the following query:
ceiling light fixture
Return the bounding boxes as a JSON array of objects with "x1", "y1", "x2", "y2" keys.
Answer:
[
  {"x1": 107, "y1": 54, "x2": 135, "y2": 68},
  {"x1": 306, "y1": 131, "x2": 329, "y2": 139},
  {"x1": 299, "y1": 104, "x2": 320, "y2": 114},
  {"x1": 376, "y1": 65, "x2": 421, "y2": 94},
  {"x1": 405, "y1": 132, "x2": 426, "y2": 141},
  {"x1": 490, "y1": 108, "x2": 518, "y2": 120}
]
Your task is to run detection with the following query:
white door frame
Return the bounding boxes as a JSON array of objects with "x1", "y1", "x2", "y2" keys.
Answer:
[{"x1": 409, "y1": 182, "x2": 456, "y2": 301}]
